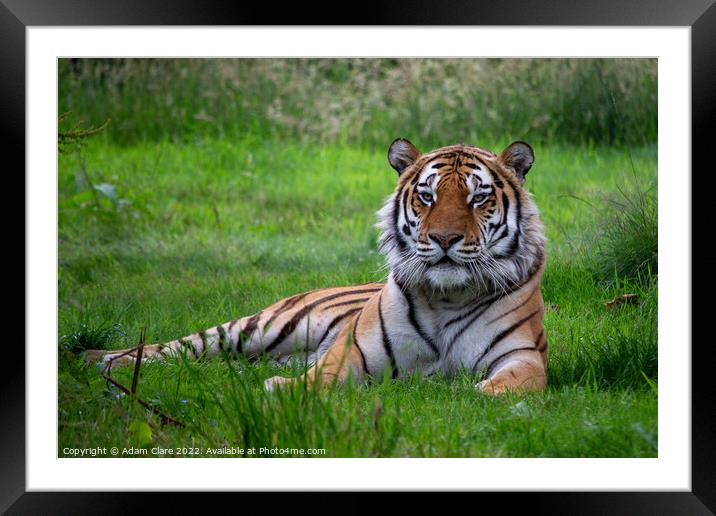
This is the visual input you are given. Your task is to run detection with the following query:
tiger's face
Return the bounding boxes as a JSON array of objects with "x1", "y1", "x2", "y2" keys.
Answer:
[{"x1": 377, "y1": 139, "x2": 545, "y2": 293}]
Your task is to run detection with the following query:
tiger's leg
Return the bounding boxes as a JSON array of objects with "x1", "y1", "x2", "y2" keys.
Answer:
[
  {"x1": 84, "y1": 283, "x2": 383, "y2": 366},
  {"x1": 265, "y1": 290, "x2": 387, "y2": 391},
  {"x1": 476, "y1": 332, "x2": 549, "y2": 395}
]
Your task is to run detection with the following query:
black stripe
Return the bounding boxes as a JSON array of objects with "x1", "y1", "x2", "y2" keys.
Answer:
[
  {"x1": 323, "y1": 297, "x2": 371, "y2": 310},
  {"x1": 536, "y1": 329, "x2": 548, "y2": 352},
  {"x1": 501, "y1": 191, "x2": 510, "y2": 226},
  {"x1": 351, "y1": 311, "x2": 369, "y2": 374},
  {"x1": 265, "y1": 288, "x2": 382, "y2": 352},
  {"x1": 444, "y1": 291, "x2": 504, "y2": 328},
  {"x1": 472, "y1": 310, "x2": 539, "y2": 372},
  {"x1": 488, "y1": 169, "x2": 505, "y2": 189},
  {"x1": 243, "y1": 312, "x2": 261, "y2": 335},
  {"x1": 447, "y1": 301, "x2": 498, "y2": 347},
  {"x1": 402, "y1": 186, "x2": 416, "y2": 227},
  {"x1": 489, "y1": 224, "x2": 508, "y2": 244},
  {"x1": 464, "y1": 162, "x2": 479, "y2": 169},
  {"x1": 314, "y1": 307, "x2": 362, "y2": 351},
  {"x1": 237, "y1": 311, "x2": 262, "y2": 354},
  {"x1": 489, "y1": 191, "x2": 517, "y2": 255},
  {"x1": 486, "y1": 288, "x2": 538, "y2": 324},
  {"x1": 409, "y1": 155, "x2": 457, "y2": 185},
  {"x1": 216, "y1": 325, "x2": 228, "y2": 353},
  {"x1": 505, "y1": 226, "x2": 521, "y2": 256},
  {"x1": 180, "y1": 338, "x2": 196, "y2": 359},
  {"x1": 263, "y1": 292, "x2": 310, "y2": 329},
  {"x1": 378, "y1": 294, "x2": 399, "y2": 379},
  {"x1": 354, "y1": 341, "x2": 368, "y2": 374},
  {"x1": 483, "y1": 346, "x2": 536, "y2": 378},
  {"x1": 393, "y1": 277, "x2": 439, "y2": 356},
  {"x1": 494, "y1": 178, "x2": 522, "y2": 259},
  {"x1": 392, "y1": 191, "x2": 407, "y2": 251}
]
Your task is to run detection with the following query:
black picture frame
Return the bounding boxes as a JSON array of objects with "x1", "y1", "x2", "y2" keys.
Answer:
[{"x1": 4, "y1": 0, "x2": 713, "y2": 513}]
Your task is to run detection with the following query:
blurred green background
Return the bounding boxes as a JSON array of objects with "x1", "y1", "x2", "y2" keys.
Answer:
[{"x1": 59, "y1": 58, "x2": 656, "y2": 149}]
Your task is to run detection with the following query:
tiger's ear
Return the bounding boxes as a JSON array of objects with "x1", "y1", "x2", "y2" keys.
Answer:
[
  {"x1": 498, "y1": 141, "x2": 535, "y2": 183},
  {"x1": 388, "y1": 138, "x2": 421, "y2": 174}
]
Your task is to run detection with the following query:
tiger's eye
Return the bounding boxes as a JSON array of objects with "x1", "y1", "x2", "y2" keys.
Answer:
[
  {"x1": 419, "y1": 192, "x2": 434, "y2": 204},
  {"x1": 471, "y1": 194, "x2": 487, "y2": 206}
]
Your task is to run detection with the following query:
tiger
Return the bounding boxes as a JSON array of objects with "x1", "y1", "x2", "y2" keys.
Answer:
[{"x1": 84, "y1": 138, "x2": 548, "y2": 395}]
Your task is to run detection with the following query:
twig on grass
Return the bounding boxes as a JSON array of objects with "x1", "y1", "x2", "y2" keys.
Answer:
[
  {"x1": 100, "y1": 330, "x2": 185, "y2": 428},
  {"x1": 130, "y1": 327, "x2": 146, "y2": 396},
  {"x1": 605, "y1": 293, "x2": 640, "y2": 310}
]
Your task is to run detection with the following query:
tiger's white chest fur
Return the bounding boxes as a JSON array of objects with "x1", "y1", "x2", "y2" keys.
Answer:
[{"x1": 370, "y1": 273, "x2": 542, "y2": 378}]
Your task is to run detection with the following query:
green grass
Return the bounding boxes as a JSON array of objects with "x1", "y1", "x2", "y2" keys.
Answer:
[
  {"x1": 60, "y1": 359, "x2": 656, "y2": 457},
  {"x1": 589, "y1": 179, "x2": 658, "y2": 284},
  {"x1": 58, "y1": 137, "x2": 657, "y2": 457}
]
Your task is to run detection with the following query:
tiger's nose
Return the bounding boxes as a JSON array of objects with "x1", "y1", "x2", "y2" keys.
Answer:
[{"x1": 428, "y1": 232, "x2": 463, "y2": 250}]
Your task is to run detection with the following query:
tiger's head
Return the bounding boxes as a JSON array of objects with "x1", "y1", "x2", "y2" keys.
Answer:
[{"x1": 377, "y1": 139, "x2": 545, "y2": 293}]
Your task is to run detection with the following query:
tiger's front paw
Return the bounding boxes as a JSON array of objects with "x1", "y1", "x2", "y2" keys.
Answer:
[
  {"x1": 476, "y1": 370, "x2": 546, "y2": 395},
  {"x1": 476, "y1": 378, "x2": 508, "y2": 396},
  {"x1": 264, "y1": 375, "x2": 296, "y2": 392}
]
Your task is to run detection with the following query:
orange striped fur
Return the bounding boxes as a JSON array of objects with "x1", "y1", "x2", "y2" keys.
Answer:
[{"x1": 85, "y1": 139, "x2": 548, "y2": 395}]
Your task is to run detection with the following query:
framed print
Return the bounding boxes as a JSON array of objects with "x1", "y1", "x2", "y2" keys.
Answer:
[{"x1": 5, "y1": 0, "x2": 714, "y2": 512}]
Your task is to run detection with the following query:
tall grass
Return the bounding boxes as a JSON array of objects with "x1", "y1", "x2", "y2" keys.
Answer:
[
  {"x1": 590, "y1": 179, "x2": 658, "y2": 283},
  {"x1": 59, "y1": 58, "x2": 657, "y2": 149}
]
